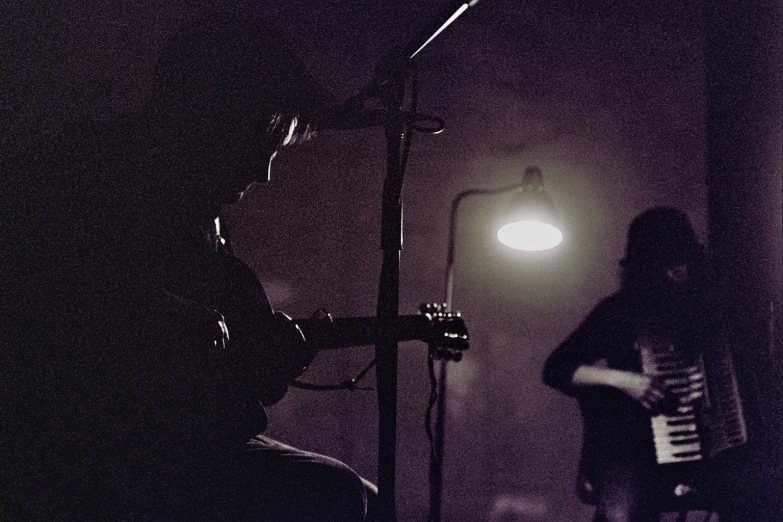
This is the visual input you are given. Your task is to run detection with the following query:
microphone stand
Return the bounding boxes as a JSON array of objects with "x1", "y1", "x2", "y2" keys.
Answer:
[
  {"x1": 363, "y1": 3, "x2": 480, "y2": 521},
  {"x1": 375, "y1": 59, "x2": 407, "y2": 522}
]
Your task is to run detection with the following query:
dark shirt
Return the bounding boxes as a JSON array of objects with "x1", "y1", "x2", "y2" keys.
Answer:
[
  {"x1": 544, "y1": 281, "x2": 778, "y2": 519},
  {"x1": 1, "y1": 121, "x2": 277, "y2": 518},
  {"x1": 544, "y1": 283, "x2": 724, "y2": 473},
  {"x1": 543, "y1": 293, "x2": 659, "y2": 472},
  {"x1": 543, "y1": 294, "x2": 640, "y2": 394}
]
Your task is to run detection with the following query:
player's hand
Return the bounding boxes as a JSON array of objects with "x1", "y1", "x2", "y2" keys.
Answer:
[
  {"x1": 270, "y1": 311, "x2": 317, "y2": 380},
  {"x1": 663, "y1": 367, "x2": 705, "y2": 405},
  {"x1": 617, "y1": 372, "x2": 668, "y2": 410}
]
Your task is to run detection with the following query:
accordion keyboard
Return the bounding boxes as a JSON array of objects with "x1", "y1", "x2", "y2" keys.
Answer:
[
  {"x1": 638, "y1": 336, "x2": 748, "y2": 465},
  {"x1": 639, "y1": 341, "x2": 704, "y2": 464}
]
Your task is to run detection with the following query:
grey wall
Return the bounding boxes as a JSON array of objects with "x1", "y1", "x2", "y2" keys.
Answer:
[{"x1": 3, "y1": 1, "x2": 779, "y2": 521}]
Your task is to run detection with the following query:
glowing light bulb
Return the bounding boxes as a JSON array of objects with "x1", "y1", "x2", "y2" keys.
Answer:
[{"x1": 497, "y1": 220, "x2": 563, "y2": 251}]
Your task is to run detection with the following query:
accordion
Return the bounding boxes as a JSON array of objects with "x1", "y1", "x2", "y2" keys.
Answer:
[{"x1": 637, "y1": 335, "x2": 748, "y2": 465}]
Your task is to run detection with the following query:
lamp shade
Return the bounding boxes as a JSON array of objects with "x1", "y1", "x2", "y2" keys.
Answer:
[{"x1": 496, "y1": 167, "x2": 563, "y2": 251}]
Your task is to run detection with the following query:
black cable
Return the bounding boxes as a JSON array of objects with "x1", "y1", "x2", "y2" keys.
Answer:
[
  {"x1": 425, "y1": 346, "x2": 439, "y2": 459},
  {"x1": 425, "y1": 346, "x2": 442, "y2": 522},
  {"x1": 409, "y1": 113, "x2": 445, "y2": 134},
  {"x1": 398, "y1": 63, "x2": 418, "y2": 177},
  {"x1": 291, "y1": 358, "x2": 377, "y2": 392}
]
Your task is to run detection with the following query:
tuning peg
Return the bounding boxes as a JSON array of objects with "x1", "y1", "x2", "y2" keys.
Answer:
[{"x1": 419, "y1": 302, "x2": 448, "y2": 315}]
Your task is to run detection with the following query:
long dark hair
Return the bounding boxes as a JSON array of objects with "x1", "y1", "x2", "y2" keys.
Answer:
[{"x1": 619, "y1": 207, "x2": 707, "y2": 309}]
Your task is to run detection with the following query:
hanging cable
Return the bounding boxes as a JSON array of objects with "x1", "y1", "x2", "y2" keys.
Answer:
[
  {"x1": 291, "y1": 358, "x2": 377, "y2": 392},
  {"x1": 425, "y1": 346, "x2": 441, "y2": 479}
]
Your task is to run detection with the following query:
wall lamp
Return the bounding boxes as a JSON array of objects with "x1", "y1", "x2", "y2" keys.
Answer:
[
  {"x1": 445, "y1": 165, "x2": 562, "y2": 309},
  {"x1": 430, "y1": 165, "x2": 562, "y2": 522}
]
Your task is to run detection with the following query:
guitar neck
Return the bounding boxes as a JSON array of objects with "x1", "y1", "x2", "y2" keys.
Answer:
[{"x1": 295, "y1": 315, "x2": 431, "y2": 350}]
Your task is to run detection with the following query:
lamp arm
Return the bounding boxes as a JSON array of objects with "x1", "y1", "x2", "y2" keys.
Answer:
[
  {"x1": 445, "y1": 182, "x2": 526, "y2": 310},
  {"x1": 436, "y1": 181, "x2": 526, "y2": 522}
]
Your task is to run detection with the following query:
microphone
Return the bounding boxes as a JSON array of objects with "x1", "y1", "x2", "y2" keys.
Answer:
[
  {"x1": 315, "y1": 73, "x2": 395, "y2": 130},
  {"x1": 318, "y1": 0, "x2": 479, "y2": 131},
  {"x1": 317, "y1": 102, "x2": 389, "y2": 130},
  {"x1": 316, "y1": 101, "x2": 444, "y2": 133}
]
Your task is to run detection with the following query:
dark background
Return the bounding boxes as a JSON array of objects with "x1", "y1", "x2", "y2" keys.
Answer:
[{"x1": 3, "y1": 1, "x2": 780, "y2": 521}]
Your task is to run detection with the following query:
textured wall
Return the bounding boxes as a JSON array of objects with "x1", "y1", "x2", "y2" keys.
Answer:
[{"x1": 6, "y1": 1, "x2": 775, "y2": 521}]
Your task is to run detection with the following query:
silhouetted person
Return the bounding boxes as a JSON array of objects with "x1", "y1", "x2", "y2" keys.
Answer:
[
  {"x1": 543, "y1": 207, "x2": 772, "y2": 522},
  {"x1": 2, "y1": 12, "x2": 376, "y2": 521}
]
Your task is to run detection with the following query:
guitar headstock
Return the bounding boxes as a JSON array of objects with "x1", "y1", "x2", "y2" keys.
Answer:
[{"x1": 419, "y1": 302, "x2": 469, "y2": 361}]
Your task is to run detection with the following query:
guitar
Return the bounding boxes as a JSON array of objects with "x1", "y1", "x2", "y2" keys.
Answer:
[
  {"x1": 207, "y1": 249, "x2": 468, "y2": 403},
  {"x1": 282, "y1": 303, "x2": 469, "y2": 392},
  {"x1": 294, "y1": 303, "x2": 469, "y2": 357}
]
